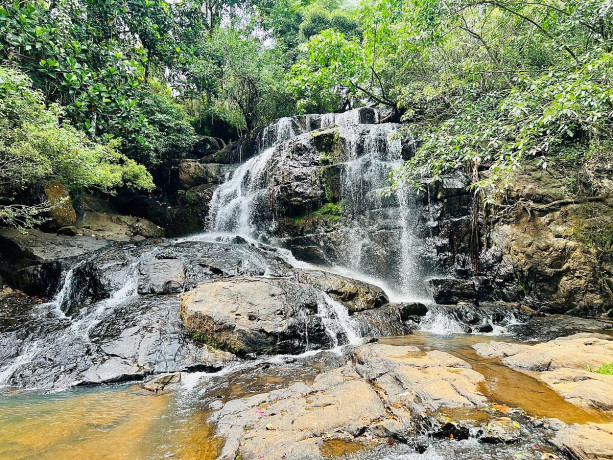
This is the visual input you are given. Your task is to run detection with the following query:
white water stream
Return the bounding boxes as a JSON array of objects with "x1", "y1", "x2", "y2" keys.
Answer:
[{"x1": 206, "y1": 110, "x2": 430, "y2": 303}]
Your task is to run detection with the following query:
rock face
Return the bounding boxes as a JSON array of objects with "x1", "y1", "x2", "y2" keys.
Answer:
[
  {"x1": 44, "y1": 181, "x2": 77, "y2": 230},
  {"x1": 292, "y1": 268, "x2": 388, "y2": 312},
  {"x1": 0, "y1": 238, "x2": 302, "y2": 389},
  {"x1": 427, "y1": 163, "x2": 613, "y2": 315},
  {"x1": 211, "y1": 343, "x2": 488, "y2": 460},
  {"x1": 180, "y1": 277, "x2": 334, "y2": 355},
  {"x1": 427, "y1": 278, "x2": 477, "y2": 304},
  {"x1": 473, "y1": 333, "x2": 613, "y2": 413}
]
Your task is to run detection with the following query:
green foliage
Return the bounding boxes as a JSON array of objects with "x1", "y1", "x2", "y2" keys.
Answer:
[
  {"x1": 211, "y1": 29, "x2": 294, "y2": 132},
  {"x1": 0, "y1": 0, "x2": 195, "y2": 169},
  {"x1": 313, "y1": 201, "x2": 344, "y2": 219},
  {"x1": 591, "y1": 362, "x2": 613, "y2": 375},
  {"x1": 287, "y1": 29, "x2": 365, "y2": 113},
  {"x1": 0, "y1": 66, "x2": 153, "y2": 228},
  {"x1": 382, "y1": 0, "x2": 613, "y2": 196},
  {"x1": 295, "y1": 201, "x2": 344, "y2": 224}
]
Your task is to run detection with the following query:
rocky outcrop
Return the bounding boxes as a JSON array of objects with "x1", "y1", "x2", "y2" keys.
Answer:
[
  {"x1": 0, "y1": 228, "x2": 111, "y2": 297},
  {"x1": 0, "y1": 238, "x2": 303, "y2": 389},
  {"x1": 111, "y1": 184, "x2": 218, "y2": 237},
  {"x1": 179, "y1": 277, "x2": 336, "y2": 355},
  {"x1": 211, "y1": 342, "x2": 488, "y2": 460},
  {"x1": 553, "y1": 423, "x2": 613, "y2": 460},
  {"x1": 292, "y1": 268, "x2": 388, "y2": 312},
  {"x1": 44, "y1": 181, "x2": 77, "y2": 231},
  {"x1": 473, "y1": 333, "x2": 613, "y2": 413},
  {"x1": 417, "y1": 162, "x2": 613, "y2": 316}
]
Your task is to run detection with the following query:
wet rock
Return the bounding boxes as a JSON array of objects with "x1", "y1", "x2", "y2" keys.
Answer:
[
  {"x1": 202, "y1": 128, "x2": 264, "y2": 164},
  {"x1": 552, "y1": 423, "x2": 613, "y2": 460},
  {"x1": 192, "y1": 136, "x2": 221, "y2": 158},
  {"x1": 0, "y1": 228, "x2": 110, "y2": 297},
  {"x1": 320, "y1": 107, "x2": 379, "y2": 127},
  {"x1": 433, "y1": 422, "x2": 470, "y2": 441},
  {"x1": 143, "y1": 372, "x2": 181, "y2": 393},
  {"x1": 473, "y1": 333, "x2": 613, "y2": 413},
  {"x1": 138, "y1": 256, "x2": 186, "y2": 294},
  {"x1": 428, "y1": 278, "x2": 476, "y2": 304},
  {"x1": 0, "y1": 293, "x2": 236, "y2": 389},
  {"x1": 179, "y1": 277, "x2": 334, "y2": 355},
  {"x1": 480, "y1": 418, "x2": 521, "y2": 444},
  {"x1": 507, "y1": 314, "x2": 613, "y2": 342},
  {"x1": 353, "y1": 303, "x2": 422, "y2": 337},
  {"x1": 210, "y1": 342, "x2": 487, "y2": 460},
  {"x1": 44, "y1": 181, "x2": 77, "y2": 230},
  {"x1": 292, "y1": 268, "x2": 388, "y2": 312},
  {"x1": 0, "y1": 238, "x2": 307, "y2": 389}
]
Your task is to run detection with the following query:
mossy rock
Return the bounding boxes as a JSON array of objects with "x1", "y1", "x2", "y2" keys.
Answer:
[
  {"x1": 44, "y1": 180, "x2": 77, "y2": 230},
  {"x1": 311, "y1": 128, "x2": 341, "y2": 165}
]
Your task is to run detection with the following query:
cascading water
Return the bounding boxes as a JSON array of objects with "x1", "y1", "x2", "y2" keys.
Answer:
[
  {"x1": 208, "y1": 147, "x2": 276, "y2": 235},
  {"x1": 207, "y1": 109, "x2": 431, "y2": 302},
  {"x1": 317, "y1": 293, "x2": 361, "y2": 347},
  {"x1": 418, "y1": 309, "x2": 467, "y2": 335},
  {"x1": 0, "y1": 259, "x2": 141, "y2": 388}
]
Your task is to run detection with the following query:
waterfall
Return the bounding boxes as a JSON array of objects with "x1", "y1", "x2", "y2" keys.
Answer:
[
  {"x1": 44, "y1": 261, "x2": 84, "y2": 317},
  {"x1": 336, "y1": 124, "x2": 427, "y2": 301},
  {"x1": 318, "y1": 293, "x2": 361, "y2": 347},
  {"x1": 208, "y1": 147, "x2": 276, "y2": 235},
  {"x1": 418, "y1": 309, "x2": 467, "y2": 335},
  {"x1": 206, "y1": 108, "x2": 430, "y2": 302}
]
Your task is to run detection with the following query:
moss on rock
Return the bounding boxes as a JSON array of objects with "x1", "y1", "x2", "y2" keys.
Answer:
[{"x1": 44, "y1": 181, "x2": 77, "y2": 230}]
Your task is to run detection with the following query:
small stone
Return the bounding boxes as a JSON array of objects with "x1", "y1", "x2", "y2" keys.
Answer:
[
  {"x1": 480, "y1": 418, "x2": 521, "y2": 444},
  {"x1": 143, "y1": 372, "x2": 181, "y2": 393},
  {"x1": 57, "y1": 226, "x2": 78, "y2": 236}
]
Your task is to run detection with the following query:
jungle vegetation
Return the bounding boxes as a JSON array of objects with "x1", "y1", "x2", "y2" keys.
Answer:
[{"x1": 1, "y1": 0, "x2": 611, "y2": 226}]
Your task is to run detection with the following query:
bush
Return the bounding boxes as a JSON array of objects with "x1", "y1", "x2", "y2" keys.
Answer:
[{"x1": 0, "y1": 66, "x2": 154, "y2": 229}]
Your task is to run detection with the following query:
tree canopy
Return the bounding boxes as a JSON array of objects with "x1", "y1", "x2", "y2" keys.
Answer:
[{"x1": 1, "y1": 0, "x2": 612, "y2": 227}]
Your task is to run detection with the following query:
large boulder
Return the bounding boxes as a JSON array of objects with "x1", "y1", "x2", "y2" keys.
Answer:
[
  {"x1": 292, "y1": 268, "x2": 388, "y2": 312},
  {"x1": 211, "y1": 342, "x2": 488, "y2": 460},
  {"x1": 179, "y1": 277, "x2": 337, "y2": 355},
  {"x1": 192, "y1": 136, "x2": 222, "y2": 158}
]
